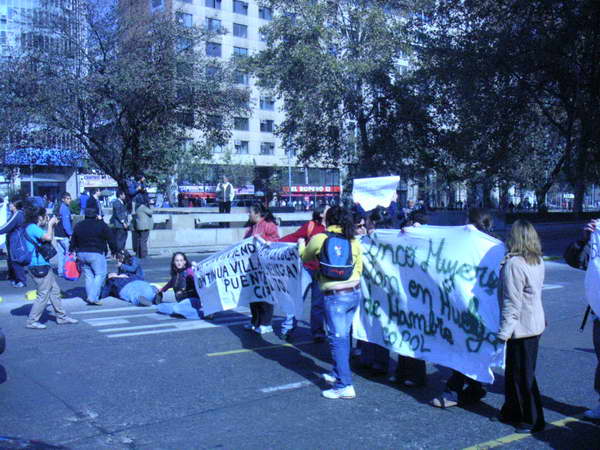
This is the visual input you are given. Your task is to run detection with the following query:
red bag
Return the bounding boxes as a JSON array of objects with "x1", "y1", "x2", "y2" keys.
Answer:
[{"x1": 64, "y1": 253, "x2": 80, "y2": 281}]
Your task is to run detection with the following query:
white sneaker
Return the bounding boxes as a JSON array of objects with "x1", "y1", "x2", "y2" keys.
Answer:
[
  {"x1": 322, "y1": 385, "x2": 356, "y2": 399},
  {"x1": 584, "y1": 403, "x2": 600, "y2": 420},
  {"x1": 255, "y1": 325, "x2": 273, "y2": 335},
  {"x1": 58, "y1": 316, "x2": 79, "y2": 325},
  {"x1": 321, "y1": 373, "x2": 336, "y2": 384},
  {"x1": 26, "y1": 322, "x2": 47, "y2": 330}
]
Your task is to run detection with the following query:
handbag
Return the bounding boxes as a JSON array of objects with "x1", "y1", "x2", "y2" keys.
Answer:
[
  {"x1": 23, "y1": 230, "x2": 57, "y2": 262},
  {"x1": 29, "y1": 265, "x2": 50, "y2": 278},
  {"x1": 63, "y1": 253, "x2": 81, "y2": 281}
]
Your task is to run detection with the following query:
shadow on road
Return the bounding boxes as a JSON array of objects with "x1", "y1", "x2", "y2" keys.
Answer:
[
  {"x1": 0, "y1": 364, "x2": 6, "y2": 384},
  {"x1": 0, "y1": 436, "x2": 68, "y2": 449},
  {"x1": 227, "y1": 319, "x2": 331, "y2": 390}
]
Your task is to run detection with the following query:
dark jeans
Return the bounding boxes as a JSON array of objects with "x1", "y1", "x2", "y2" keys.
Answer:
[
  {"x1": 133, "y1": 230, "x2": 149, "y2": 258},
  {"x1": 250, "y1": 301, "x2": 273, "y2": 327},
  {"x1": 446, "y1": 370, "x2": 486, "y2": 404},
  {"x1": 219, "y1": 201, "x2": 231, "y2": 213},
  {"x1": 113, "y1": 228, "x2": 128, "y2": 253},
  {"x1": 501, "y1": 335, "x2": 545, "y2": 431}
]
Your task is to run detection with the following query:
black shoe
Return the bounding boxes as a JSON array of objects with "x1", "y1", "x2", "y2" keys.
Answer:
[
  {"x1": 514, "y1": 424, "x2": 534, "y2": 434},
  {"x1": 313, "y1": 336, "x2": 326, "y2": 343}
]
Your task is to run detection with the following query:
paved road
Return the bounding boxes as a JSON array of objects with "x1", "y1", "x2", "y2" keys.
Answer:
[{"x1": 0, "y1": 225, "x2": 599, "y2": 449}]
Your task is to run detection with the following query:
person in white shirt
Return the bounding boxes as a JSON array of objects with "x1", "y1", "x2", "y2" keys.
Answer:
[{"x1": 216, "y1": 176, "x2": 235, "y2": 213}]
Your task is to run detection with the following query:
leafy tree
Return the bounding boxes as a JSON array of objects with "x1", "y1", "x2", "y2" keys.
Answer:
[
  {"x1": 251, "y1": 0, "x2": 430, "y2": 179},
  {"x1": 0, "y1": 0, "x2": 249, "y2": 193}
]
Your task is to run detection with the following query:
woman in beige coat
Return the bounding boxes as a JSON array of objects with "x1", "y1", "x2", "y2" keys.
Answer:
[{"x1": 497, "y1": 219, "x2": 546, "y2": 433}]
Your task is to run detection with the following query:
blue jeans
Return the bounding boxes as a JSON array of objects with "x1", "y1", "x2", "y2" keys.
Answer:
[
  {"x1": 78, "y1": 252, "x2": 107, "y2": 303},
  {"x1": 157, "y1": 298, "x2": 203, "y2": 319},
  {"x1": 55, "y1": 239, "x2": 69, "y2": 277},
  {"x1": 308, "y1": 269, "x2": 326, "y2": 338},
  {"x1": 324, "y1": 288, "x2": 361, "y2": 388},
  {"x1": 120, "y1": 281, "x2": 157, "y2": 306}
]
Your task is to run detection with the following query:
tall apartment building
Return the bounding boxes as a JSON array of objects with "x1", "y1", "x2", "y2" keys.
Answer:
[
  {"x1": 133, "y1": 0, "x2": 341, "y2": 203},
  {"x1": 0, "y1": 0, "x2": 85, "y2": 199}
]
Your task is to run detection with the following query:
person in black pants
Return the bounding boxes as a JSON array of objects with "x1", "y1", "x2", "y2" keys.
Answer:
[{"x1": 110, "y1": 190, "x2": 129, "y2": 253}]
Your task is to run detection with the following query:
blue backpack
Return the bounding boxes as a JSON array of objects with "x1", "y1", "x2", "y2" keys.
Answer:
[
  {"x1": 9, "y1": 226, "x2": 33, "y2": 265},
  {"x1": 318, "y1": 232, "x2": 354, "y2": 280}
]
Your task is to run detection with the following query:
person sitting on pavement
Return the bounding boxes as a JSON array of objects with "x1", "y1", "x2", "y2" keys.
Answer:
[
  {"x1": 155, "y1": 252, "x2": 204, "y2": 320},
  {"x1": 70, "y1": 207, "x2": 118, "y2": 306},
  {"x1": 564, "y1": 219, "x2": 600, "y2": 420},
  {"x1": 243, "y1": 203, "x2": 280, "y2": 334},
  {"x1": 115, "y1": 250, "x2": 144, "y2": 280},
  {"x1": 24, "y1": 206, "x2": 78, "y2": 329},
  {"x1": 278, "y1": 205, "x2": 328, "y2": 342},
  {"x1": 0, "y1": 198, "x2": 27, "y2": 288}
]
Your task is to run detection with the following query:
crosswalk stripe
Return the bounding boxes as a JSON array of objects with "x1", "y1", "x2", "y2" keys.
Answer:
[
  {"x1": 72, "y1": 306, "x2": 157, "y2": 315},
  {"x1": 106, "y1": 318, "x2": 250, "y2": 338}
]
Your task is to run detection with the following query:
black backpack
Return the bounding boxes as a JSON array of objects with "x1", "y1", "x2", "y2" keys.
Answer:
[{"x1": 318, "y1": 232, "x2": 353, "y2": 280}]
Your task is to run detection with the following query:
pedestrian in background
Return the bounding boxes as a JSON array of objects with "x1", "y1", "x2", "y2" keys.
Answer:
[
  {"x1": 244, "y1": 203, "x2": 279, "y2": 334},
  {"x1": 133, "y1": 197, "x2": 153, "y2": 259},
  {"x1": 0, "y1": 198, "x2": 27, "y2": 287},
  {"x1": 216, "y1": 175, "x2": 235, "y2": 214},
  {"x1": 497, "y1": 219, "x2": 546, "y2": 433},
  {"x1": 70, "y1": 207, "x2": 118, "y2": 305},
  {"x1": 299, "y1": 205, "x2": 363, "y2": 399},
  {"x1": 54, "y1": 192, "x2": 73, "y2": 279},
  {"x1": 86, "y1": 188, "x2": 103, "y2": 218},
  {"x1": 24, "y1": 206, "x2": 78, "y2": 329},
  {"x1": 110, "y1": 190, "x2": 129, "y2": 253}
]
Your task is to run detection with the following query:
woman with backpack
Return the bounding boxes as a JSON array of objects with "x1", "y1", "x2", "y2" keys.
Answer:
[
  {"x1": 298, "y1": 205, "x2": 363, "y2": 399},
  {"x1": 244, "y1": 203, "x2": 280, "y2": 334}
]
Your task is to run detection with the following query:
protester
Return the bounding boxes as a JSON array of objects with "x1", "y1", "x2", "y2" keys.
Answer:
[
  {"x1": 133, "y1": 197, "x2": 153, "y2": 259},
  {"x1": 155, "y1": 252, "x2": 205, "y2": 319},
  {"x1": 279, "y1": 205, "x2": 328, "y2": 341},
  {"x1": 431, "y1": 208, "x2": 495, "y2": 408},
  {"x1": 54, "y1": 192, "x2": 73, "y2": 279},
  {"x1": 0, "y1": 198, "x2": 27, "y2": 287},
  {"x1": 110, "y1": 190, "x2": 129, "y2": 253},
  {"x1": 563, "y1": 219, "x2": 600, "y2": 420},
  {"x1": 70, "y1": 207, "x2": 118, "y2": 305},
  {"x1": 244, "y1": 203, "x2": 280, "y2": 334},
  {"x1": 497, "y1": 219, "x2": 546, "y2": 433},
  {"x1": 299, "y1": 205, "x2": 363, "y2": 399},
  {"x1": 115, "y1": 250, "x2": 144, "y2": 280},
  {"x1": 24, "y1": 206, "x2": 78, "y2": 329},
  {"x1": 216, "y1": 175, "x2": 235, "y2": 214},
  {"x1": 101, "y1": 273, "x2": 156, "y2": 307},
  {"x1": 79, "y1": 190, "x2": 89, "y2": 211}
]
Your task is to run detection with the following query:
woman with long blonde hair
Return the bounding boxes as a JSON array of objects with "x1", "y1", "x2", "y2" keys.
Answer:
[{"x1": 497, "y1": 219, "x2": 546, "y2": 433}]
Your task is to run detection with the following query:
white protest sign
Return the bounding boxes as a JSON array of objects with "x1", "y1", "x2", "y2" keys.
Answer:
[
  {"x1": 193, "y1": 237, "x2": 309, "y2": 316},
  {"x1": 584, "y1": 229, "x2": 600, "y2": 316},
  {"x1": 352, "y1": 176, "x2": 400, "y2": 211},
  {"x1": 354, "y1": 225, "x2": 506, "y2": 383}
]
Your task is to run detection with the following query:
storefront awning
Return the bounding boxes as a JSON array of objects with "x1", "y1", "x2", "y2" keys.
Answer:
[{"x1": 4, "y1": 147, "x2": 86, "y2": 167}]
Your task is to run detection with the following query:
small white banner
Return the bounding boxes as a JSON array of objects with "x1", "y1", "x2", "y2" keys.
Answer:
[{"x1": 352, "y1": 176, "x2": 400, "y2": 211}]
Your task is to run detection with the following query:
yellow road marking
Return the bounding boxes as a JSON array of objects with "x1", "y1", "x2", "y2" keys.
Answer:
[
  {"x1": 207, "y1": 341, "x2": 313, "y2": 357},
  {"x1": 0, "y1": 296, "x2": 3, "y2": 303},
  {"x1": 464, "y1": 415, "x2": 596, "y2": 450}
]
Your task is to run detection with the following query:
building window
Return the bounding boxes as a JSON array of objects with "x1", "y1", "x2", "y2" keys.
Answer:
[
  {"x1": 211, "y1": 141, "x2": 225, "y2": 153},
  {"x1": 208, "y1": 115, "x2": 223, "y2": 129},
  {"x1": 233, "y1": 0, "x2": 248, "y2": 15},
  {"x1": 259, "y1": 6, "x2": 273, "y2": 20},
  {"x1": 205, "y1": 0, "x2": 221, "y2": 9},
  {"x1": 259, "y1": 30, "x2": 268, "y2": 42},
  {"x1": 234, "y1": 140, "x2": 249, "y2": 154},
  {"x1": 151, "y1": 0, "x2": 163, "y2": 9},
  {"x1": 260, "y1": 96, "x2": 275, "y2": 111},
  {"x1": 206, "y1": 42, "x2": 222, "y2": 57},
  {"x1": 234, "y1": 117, "x2": 249, "y2": 131},
  {"x1": 260, "y1": 142, "x2": 275, "y2": 155},
  {"x1": 260, "y1": 119, "x2": 274, "y2": 133},
  {"x1": 234, "y1": 71, "x2": 249, "y2": 85},
  {"x1": 233, "y1": 46, "x2": 248, "y2": 57},
  {"x1": 177, "y1": 12, "x2": 193, "y2": 27},
  {"x1": 206, "y1": 17, "x2": 222, "y2": 33},
  {"x1": 233, "y1": 23, "x2": 248, "y2": 38}
]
